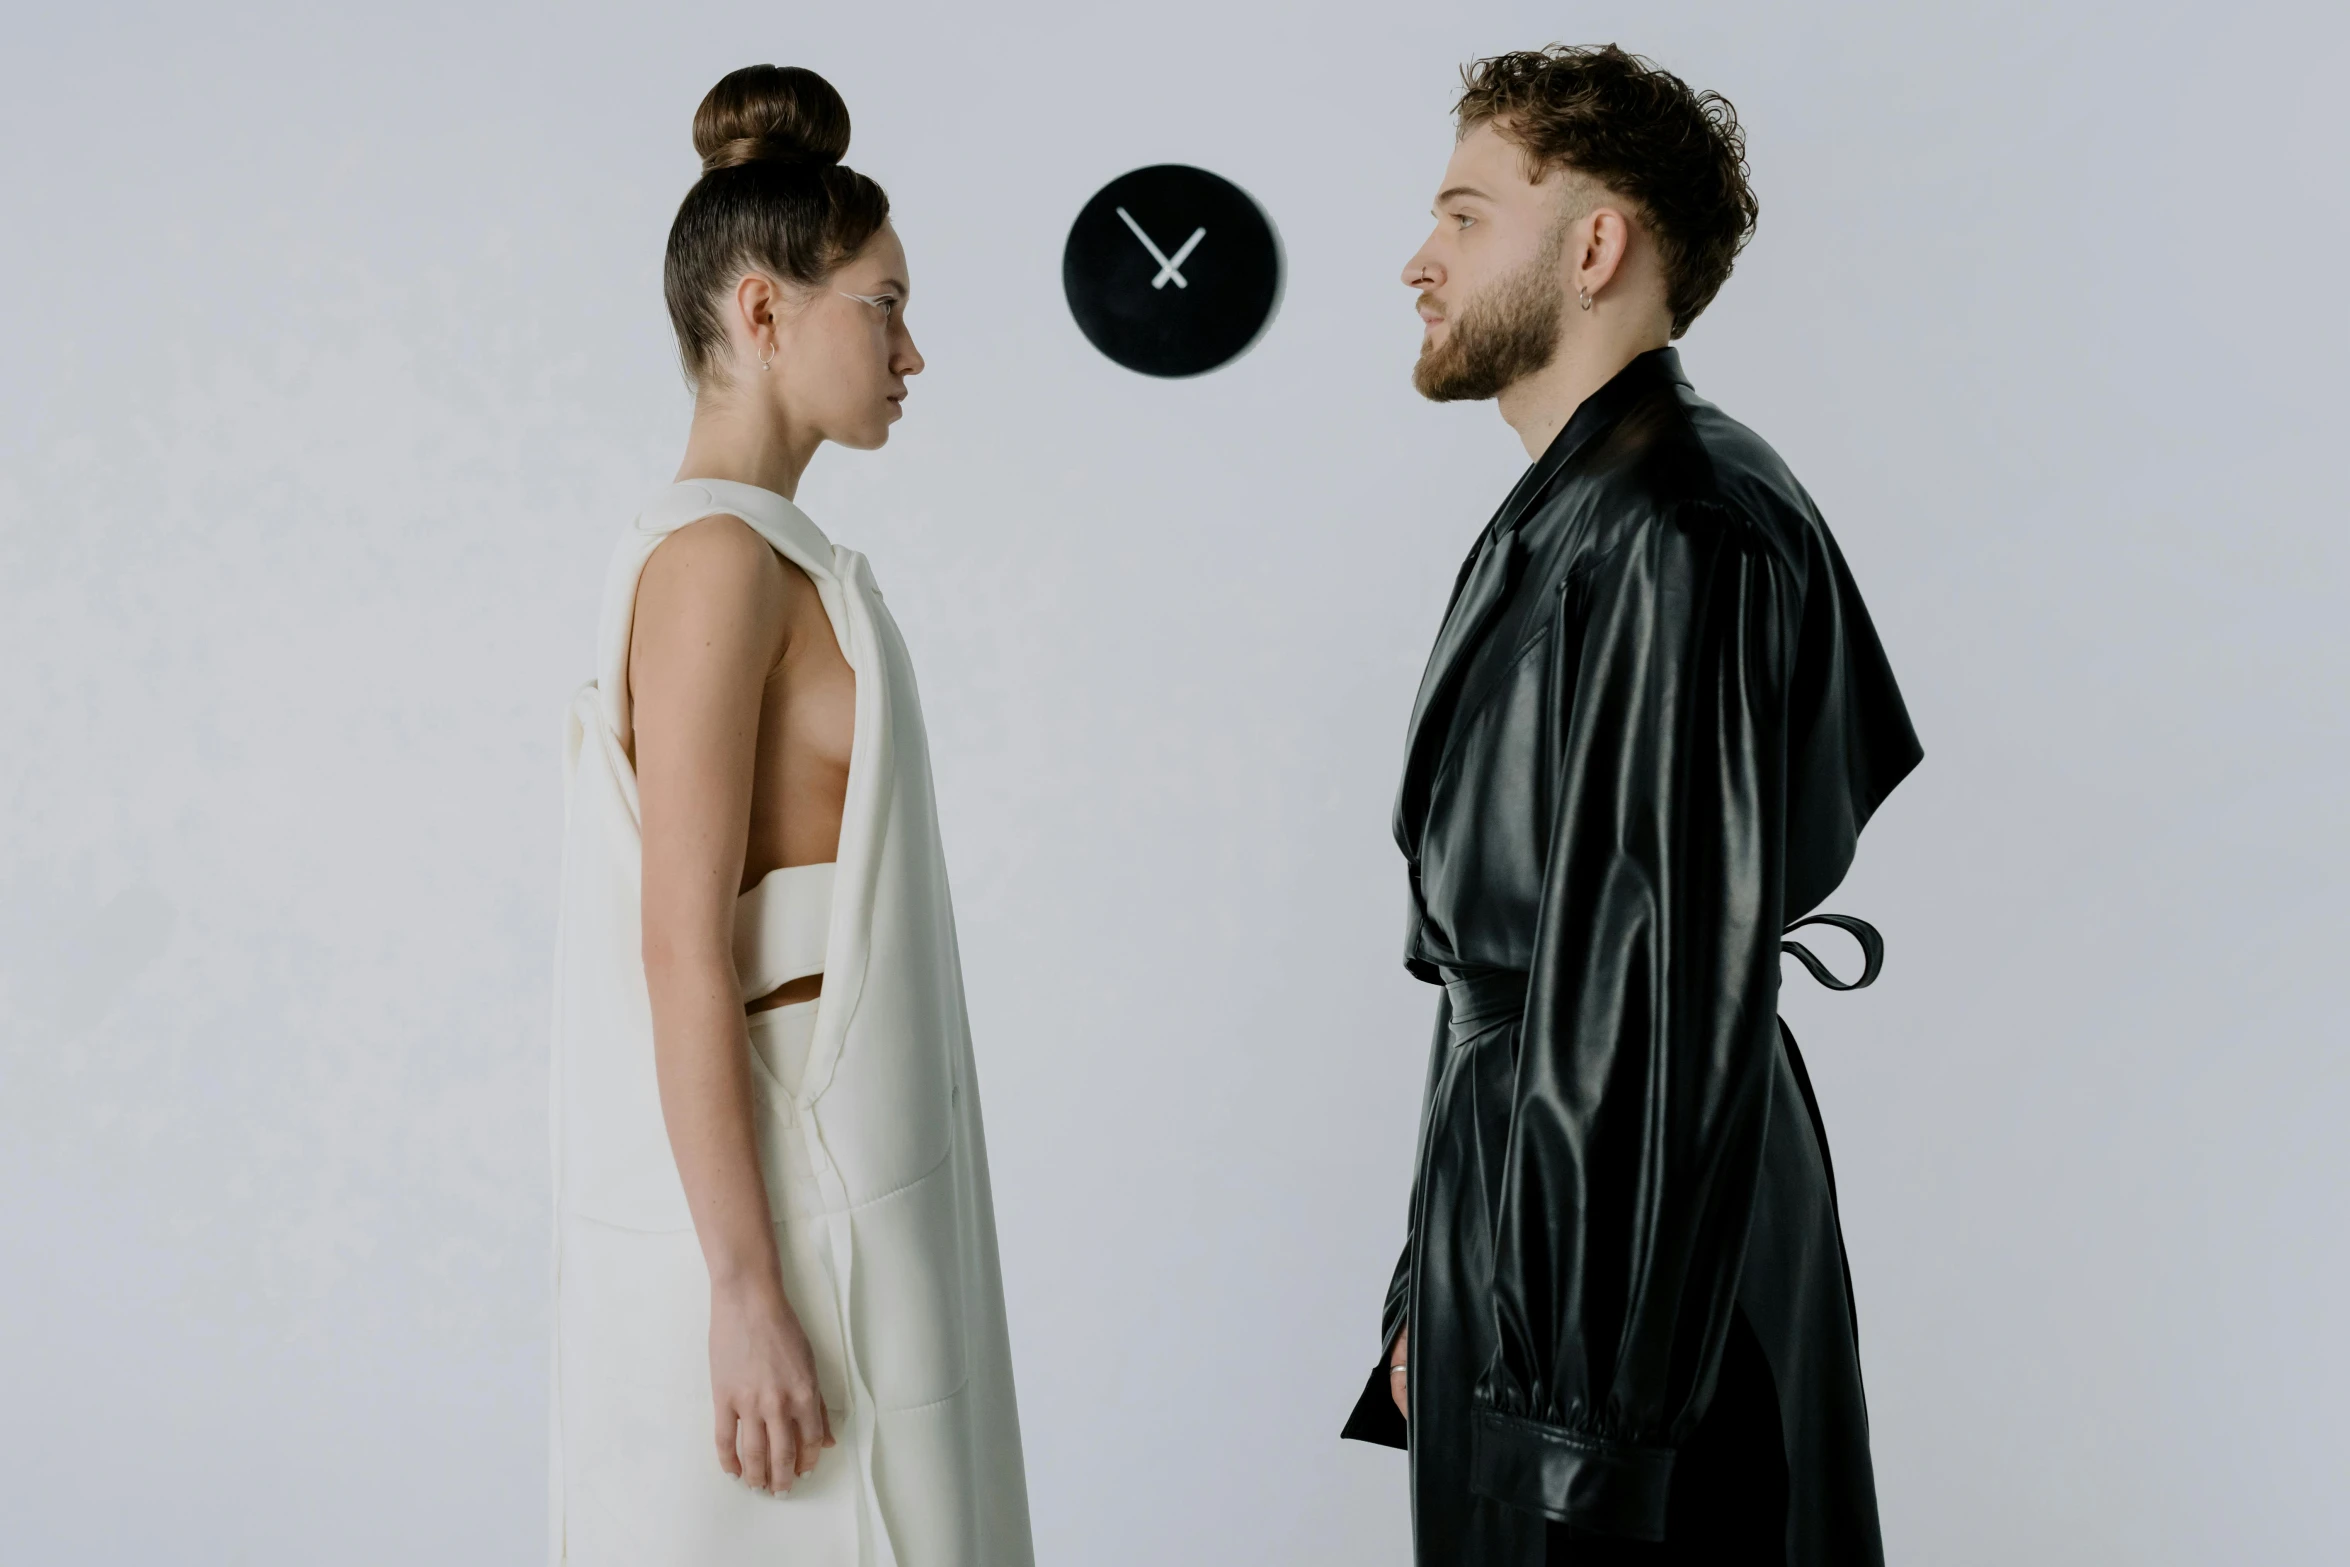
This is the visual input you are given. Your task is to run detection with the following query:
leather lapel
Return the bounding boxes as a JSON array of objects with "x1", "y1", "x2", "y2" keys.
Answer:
[
  {"x1": 1394, "y1": 521, "x2": 1523, "y2": 858},
  {"x1": 1389, "y1": 349, "x2": 1691, "y2": 859}
]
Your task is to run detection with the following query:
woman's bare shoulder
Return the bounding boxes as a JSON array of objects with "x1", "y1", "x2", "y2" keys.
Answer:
[
  {"x1": 634, "y1": 514, "x2": 793, "y2": 653},
  {"x1": 644, "y1": 514, "x2": 829, "y2": 607},
  {"x1": 642, "y1": 512, "x2": 785, "y2": 586}
]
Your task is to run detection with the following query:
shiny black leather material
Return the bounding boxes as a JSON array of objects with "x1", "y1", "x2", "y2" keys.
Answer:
[{"x1": 1341, "y1": 350, "x2": 1921, "y2": 1567}]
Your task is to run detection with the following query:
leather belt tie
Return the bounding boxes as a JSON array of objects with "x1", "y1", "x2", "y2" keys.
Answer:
[
  {"x1": 1435, "y1": 915, "x2": 1883, "y2": 1038},
  {"x1": 1781, "y1": 913, "x2": 1883, "y2": 991},
  {"x1": 1773, "y1": 912, "x2": 1882, "y2": 1333},
  {"x1": 1440, "y1": 968, "x2": 1531, "y2": 1032}
]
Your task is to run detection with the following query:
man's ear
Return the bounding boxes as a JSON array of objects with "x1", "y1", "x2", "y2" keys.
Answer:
[{"x1": 1577, "y1": 207, "x2": 1635, "y2": 300}]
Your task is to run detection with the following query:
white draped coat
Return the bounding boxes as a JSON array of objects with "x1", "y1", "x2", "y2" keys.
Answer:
[{"x1": 550, "y1": 480, "x2": 1032, "y2": 1566}]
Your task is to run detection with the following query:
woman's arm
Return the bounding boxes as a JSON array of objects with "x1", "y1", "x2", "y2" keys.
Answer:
[{"x1": 631, "y1": 514, "x2": 834, "y2": 1495}]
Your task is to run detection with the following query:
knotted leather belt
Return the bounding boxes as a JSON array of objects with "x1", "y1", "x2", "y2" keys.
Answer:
[
  {"x1": 1440, "y1": 968, "x2": 1532, "y2": 1032},
  {"x1": 1779, "y1": 913, "x2": 1884, "y2": 991},
  {"x1": 1438, "y1": 912, "x2": 1886, "y2": 1033}
]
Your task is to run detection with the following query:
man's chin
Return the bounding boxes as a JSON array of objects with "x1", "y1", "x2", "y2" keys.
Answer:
[{"x1": 1413, "y1": 347, "x2": 1490, "y2": 403}]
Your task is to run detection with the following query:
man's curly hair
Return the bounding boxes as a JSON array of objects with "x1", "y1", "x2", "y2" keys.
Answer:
[{"x1": 1456, "y1": 45, "x2": 1759, "y2": 339}]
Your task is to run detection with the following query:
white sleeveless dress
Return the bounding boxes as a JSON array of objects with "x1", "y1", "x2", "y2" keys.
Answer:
[{"x1": 550, "y1": 481, "x2": 1033, "y2": 1567}]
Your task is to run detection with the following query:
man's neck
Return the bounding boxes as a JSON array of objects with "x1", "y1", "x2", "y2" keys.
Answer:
[{"x1": 1496, "y1": 321, "x2": 1673, "y2": 460}]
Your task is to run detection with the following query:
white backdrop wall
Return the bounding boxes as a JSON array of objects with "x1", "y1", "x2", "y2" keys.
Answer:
[{"x1": 3, "y1": 2, "x2": 2344, "y2": 1562}]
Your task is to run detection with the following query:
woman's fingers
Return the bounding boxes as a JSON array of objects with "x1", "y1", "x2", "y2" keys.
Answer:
[
  {"x1": 716, "y1": 1408, "x2": 744, "y2": 1478},
  {"x1": 726, "y1": 1406, "x2": 805, "y2": 1493},
  {"x1": 718, "y1": 1401, "x2": 831, "y2": 1492},
  {"x1": 737, "y1": 1413, "x2": 774, "y2": 1492},
  {"x1": 767, "y1": 1412, "x2": 798, "y2": 1492},
  {"x1": 793, "y1": 1401, "x2": 828, "y2": 1474}
]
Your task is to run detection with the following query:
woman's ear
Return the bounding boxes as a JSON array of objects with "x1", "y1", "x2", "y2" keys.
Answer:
[{"x1": 734, "y1": 273, "x2": 783, "y2": 366}]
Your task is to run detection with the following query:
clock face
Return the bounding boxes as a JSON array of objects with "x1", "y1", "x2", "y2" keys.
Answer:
[{"x1": 1062, "y1": 165, "x2": 1282, "y2": 378}]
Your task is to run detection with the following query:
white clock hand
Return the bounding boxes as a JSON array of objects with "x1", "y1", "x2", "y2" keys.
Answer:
[
  {"x1": 1115, "y1": 208, "x2": 1205, "y2": 290},
  {"x1": 1115, "y1": 206, "x2": 1176, "y2": 270},
  {"x1": 1153, "y1": 227, "x2": 1206, "y2": 290}
]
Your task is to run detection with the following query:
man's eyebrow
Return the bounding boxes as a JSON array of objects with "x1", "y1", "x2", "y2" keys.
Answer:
[{"x1": 1435, "y1": 184, "x2": 1491, "y2": 206}]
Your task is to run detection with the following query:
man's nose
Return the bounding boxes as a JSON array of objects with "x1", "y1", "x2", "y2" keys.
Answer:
[{"x1": 1402, "y1": 251, "x2": 1442, "y2": 290}]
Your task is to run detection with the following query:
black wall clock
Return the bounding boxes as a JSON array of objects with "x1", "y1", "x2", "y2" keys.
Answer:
[{"x1": 1062, "y1": 165, "x2": 1282, "y2": 377}]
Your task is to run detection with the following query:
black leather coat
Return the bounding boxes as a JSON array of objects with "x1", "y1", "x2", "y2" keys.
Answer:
[{"x1": 1342, "y1": 349, "x2": 1921, "y2": 1566}]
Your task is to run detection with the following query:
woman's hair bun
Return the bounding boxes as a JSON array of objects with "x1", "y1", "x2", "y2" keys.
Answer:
[
  {"x1": 693, "y1": 64, "x2": 852, "y2": 174},
  {"x1": 666, "y1": 63, "x2": 889, "y2": 386}
]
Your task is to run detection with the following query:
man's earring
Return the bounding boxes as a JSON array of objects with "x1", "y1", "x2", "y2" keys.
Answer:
[
  {"x1": 1577, "y1": 287, "x2": 1593, "y2": 312},
  {"x1": 759, "y1": 342, "x2": 775, "y2": 372}
]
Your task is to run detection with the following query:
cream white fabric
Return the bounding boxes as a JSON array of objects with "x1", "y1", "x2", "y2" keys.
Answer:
[
  {"x1": 736, "y1": 861, "x2": 837, "y2": 1001},
  {"x1": 550, "y1": 480, "x2": 1033, "y2": 1567}
]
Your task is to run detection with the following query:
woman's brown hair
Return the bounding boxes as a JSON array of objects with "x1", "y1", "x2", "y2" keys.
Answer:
[{"x1": 663, "y1": 65, "x2": 891, "y2": 387}]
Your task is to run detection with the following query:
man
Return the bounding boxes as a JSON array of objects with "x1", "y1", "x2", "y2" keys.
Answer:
[{"x1": 1340, "y1": 46, "x2": 1922, "y2": 1567}]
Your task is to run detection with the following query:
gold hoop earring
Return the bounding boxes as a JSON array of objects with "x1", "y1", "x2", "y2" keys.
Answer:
[{"x1": 1577, "y1": 287, "x2": 1593, "y2": 312}]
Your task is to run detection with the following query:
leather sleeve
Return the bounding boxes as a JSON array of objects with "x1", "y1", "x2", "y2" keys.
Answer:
[
  {"x1": 1338, "y1": 1241, "x2": 1412, "y2": 1448},
  {"x1": 1341, "y1": 992, "x2": 1454, "y2": 1449},
  {"x1": 1468, "y1": 503, "x2": 1793, "y2": 1539}
]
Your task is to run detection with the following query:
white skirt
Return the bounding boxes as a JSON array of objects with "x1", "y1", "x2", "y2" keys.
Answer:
[{"x1": 554, "y1": 1000, "x2": 870, "y2": 1565}]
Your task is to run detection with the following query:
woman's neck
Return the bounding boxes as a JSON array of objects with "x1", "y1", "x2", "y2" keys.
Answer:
[{"x1": 674, "y1": 392, "x2": 821, "y2": 500}]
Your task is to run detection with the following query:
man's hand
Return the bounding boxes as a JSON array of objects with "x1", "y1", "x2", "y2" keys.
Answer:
[{"x1": 1390, "y1": 1323, "x2": 1410, "y2": 1419}]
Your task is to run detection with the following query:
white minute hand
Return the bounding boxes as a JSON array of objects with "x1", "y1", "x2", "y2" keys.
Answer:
[{"x1": 1115, "y1": 207, "x2": 1203, "y2": 290}]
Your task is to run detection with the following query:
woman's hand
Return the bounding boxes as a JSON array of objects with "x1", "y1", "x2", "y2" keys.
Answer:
[
  {"x1": 710, "y1": 1278, "x2": 836, "y2": 1493},
  {"x1": 1390, "y1": 1323, "x2": 1409, "y2": 1419}
]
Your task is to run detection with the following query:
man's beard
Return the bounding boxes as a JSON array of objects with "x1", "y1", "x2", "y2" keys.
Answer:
[{"x1": 1411, "y1": 232, "x2": 1566, "y2": 402}]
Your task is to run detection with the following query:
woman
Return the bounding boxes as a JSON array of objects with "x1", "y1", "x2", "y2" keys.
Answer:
[{"x1": 549, "y1": 65, "x2": 1032, "y2": 1567}]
